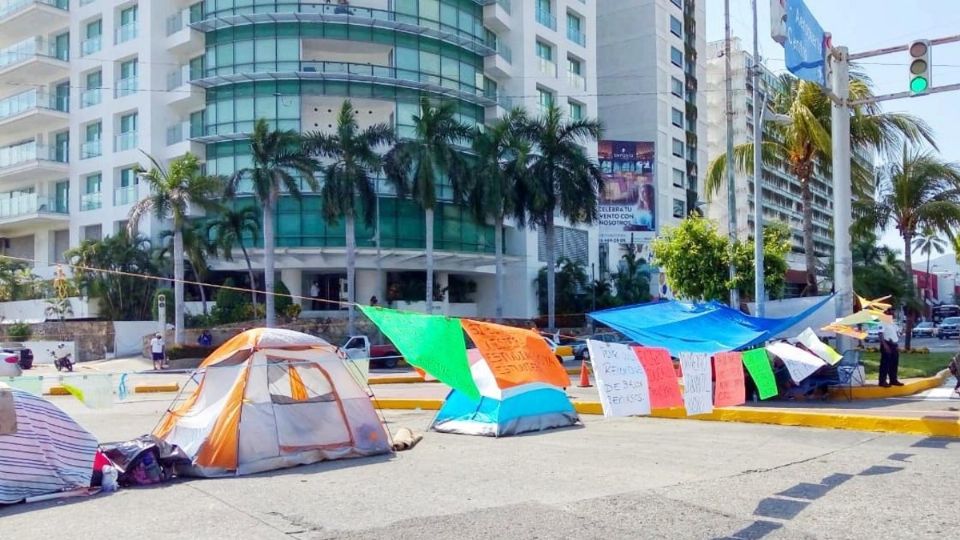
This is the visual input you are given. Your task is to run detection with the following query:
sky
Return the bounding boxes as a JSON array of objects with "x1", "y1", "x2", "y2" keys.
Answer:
[{"x1": 705, "y1": 0, "x2": 960, "y2": 260}]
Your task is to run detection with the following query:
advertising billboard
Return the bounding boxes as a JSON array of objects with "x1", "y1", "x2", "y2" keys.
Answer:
[{"x1": 598, "y1": 140, "x2": 656, "y2": 244}]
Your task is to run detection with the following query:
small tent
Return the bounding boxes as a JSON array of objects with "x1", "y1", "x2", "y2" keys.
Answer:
[
  {"x1": 0, "y1": 383, "x2": 99, "y2": 504},
  {"x1": 431, "y1": 349, "x2": 578, "y2": 437},
  {"x1": 154, "y1": 328, "x2": 390, "y2": 477}
]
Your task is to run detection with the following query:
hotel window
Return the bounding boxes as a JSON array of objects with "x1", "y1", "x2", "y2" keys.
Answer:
[
  {"x1": 673, "y1": 168, "x2": 685, "y2": 187},
  {"x1": 672, "y1": 138, "x2": 684, "y2": 157},
  {"x1": 671, "y1": 77, "x2": 683, "y2": 97},
  {"x1": 673, "y1": 199, "x2": 686, "y2": 218},
  {"x1": 568, "y1": 100, "x2": 583, "y2": 120},
  {"x1": 671, "y1": 108, "x2": 683, "y2": 128},
  {"x1": 670, "y1": 16, "x2": 682, "y2": 37},
  {"x1": 670, "y1": 47, "x2": 683, "y2": 68}
]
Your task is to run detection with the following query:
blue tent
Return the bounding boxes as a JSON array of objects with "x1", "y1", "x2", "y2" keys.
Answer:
[
  {"x1": 588, "y1": 296, "x2": 833, "y2": 356},
  {"x1": 431, "y1": 387, "x2": 578, "y2": 437}
]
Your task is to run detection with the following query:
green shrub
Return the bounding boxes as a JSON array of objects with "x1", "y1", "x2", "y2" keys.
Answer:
[
  {"x1": 7, "y1": 321, "x2": 31, "y2": 341},
  {"x1": 165, "y1": 344, "x2": 215, "y2": 360},
  {"x1": 212, "y1": 278, "x2": 251, "y2": 325},
  {"x1": 275, "y1": 280, "x2": 292, "y2": 313},
  {"x1": 284, "y1": 303, "x2": 302, "y2": 319}
]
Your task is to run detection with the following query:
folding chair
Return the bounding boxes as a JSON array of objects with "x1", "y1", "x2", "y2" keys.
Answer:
[{"x1": 828, "y1": 350, "x2": 863, "y2": 401}]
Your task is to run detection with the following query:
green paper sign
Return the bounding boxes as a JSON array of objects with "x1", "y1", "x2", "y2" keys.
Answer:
[
  {"x1": 359, "y1": 306, "x2": 480, "y2": 400},
  {"x1": 742, "y1": 348, "x2": 778, "y2": 400}
]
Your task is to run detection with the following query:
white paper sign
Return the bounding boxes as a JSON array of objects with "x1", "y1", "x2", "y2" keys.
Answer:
[
  {"x1": 587, "y1": 340, "x2": 651, "y2": 417},
  {"x1": 678, "y1": 352, "x2": 713, "y2": 416},
  {"x1": 765, "y1": 341, "x2": 825, "y2": 383},
  {"x1": 796, "y1": 327, "x2": 842, "y2": 365}
]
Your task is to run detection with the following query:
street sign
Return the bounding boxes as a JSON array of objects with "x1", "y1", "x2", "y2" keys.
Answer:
[{"x1": 784, "y1": 0, "x2": 827, "y2": 86}]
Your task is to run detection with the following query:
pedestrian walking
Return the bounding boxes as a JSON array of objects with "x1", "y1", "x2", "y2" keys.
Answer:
[
  {"x1": 878, "y1": 321, "x2": 902, "y2": 387},
  {"x1": 150, "y1": 333, "x2": 165, "y2": 371}
]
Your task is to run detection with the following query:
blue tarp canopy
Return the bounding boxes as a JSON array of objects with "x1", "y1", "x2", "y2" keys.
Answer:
[{"x1": 588, "y1": 296, "x2": 834, "y2": 356}]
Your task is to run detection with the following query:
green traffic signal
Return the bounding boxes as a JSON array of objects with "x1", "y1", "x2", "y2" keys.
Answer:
[{"x1": 911, "y1": 76, "x2": 929, "y2": 94}]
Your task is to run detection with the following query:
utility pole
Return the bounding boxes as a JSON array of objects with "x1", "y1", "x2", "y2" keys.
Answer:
[
  {"x1": 751, "y1": 0, "x2": 765, "y2": 317},
  {"x1": 724, "y1": 0, "x2": 739, "y2": 309},
  {"x1": 830, "y1": 46, "x2": 852, "y2": 351}
]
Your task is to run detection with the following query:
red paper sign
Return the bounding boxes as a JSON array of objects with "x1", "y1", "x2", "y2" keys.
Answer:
[
  {"x1": 713, "y1": 352, "x2": 746, "y2": 407},
  {"x1": 632, "y1": 347, "x2": 683, "y2": 409}
]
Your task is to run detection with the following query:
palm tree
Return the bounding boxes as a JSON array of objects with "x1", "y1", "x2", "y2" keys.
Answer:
[
  {"x1": 468, "y1": 108, "x2": 531, "y2": 322},
  {"x1": 228, "y1": 118, "x2": 317, "y2": 327},
  {"x1": 521, "y1": 105, "x2": 603, "y2": 330},
  {"x1": 383, "y1": 97, "x2": 472, "y2": 314},
  {"x1": 866, "y1": 146, "x2": 960, "y2": 348},
  {"x1": 705, "y1": 72, "x2": 935, "y2": 296},
  {"x1": 303, "y1": 100, "x2": 394, "y2": 334},
  {"x1": 160, "y1": 222, "x2": 214, "y2": 316},
  {"x1": 912, "y1": 227, "x2": 947, "y2": 280},
  {"x1": 129, "y1": 152, "x2": 223, "y2": 344},
  {"x1": 206, "y1": 205, "x2": 261, "y2": 312}
]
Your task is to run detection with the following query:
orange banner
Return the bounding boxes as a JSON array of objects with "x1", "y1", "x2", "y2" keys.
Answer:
[{"x1": 460, "y1": 320, "x2": 571, "y2": 390}]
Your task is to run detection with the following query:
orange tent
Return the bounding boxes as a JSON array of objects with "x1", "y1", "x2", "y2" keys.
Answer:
[{"x1": 155, "y1": 328, "x2": 390, "y2": 477}]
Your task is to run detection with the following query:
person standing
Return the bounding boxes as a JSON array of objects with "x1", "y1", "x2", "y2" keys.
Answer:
[
  {"x1": 150, "y1": 333, "x2": 165, "y2": 371},
  {"x1": 878, "y1": 321, "x2": 903, "y2": 387},
  {"x1": 310, "y1": 280, "x2": 320, "y2": 310}
]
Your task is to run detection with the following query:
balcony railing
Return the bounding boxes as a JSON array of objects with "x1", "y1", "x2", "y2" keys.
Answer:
[
  {"x1": 0, "y1": 88, "x2": 66, "y2": 119},
  {"x1": 0, "y1": 193, "x2": 67, "y2": 219},
  {"x1": 81, "y1": 87, "x2": 101, "y2": 108},
  {"x1": 115, "y1": 22, "x2": 137, "y2": 44},
  {"x1": 80, "y1": 140, "x2": 101, "y2": 159},
  {"x1": 496, "y1": 0, "x2": 511, "y2": 13},
  {"x1": 80, "y1": 192, "x2": 102, "y2": 211},
  {"x1": 0, "y1": 142, "x2": 63, "y2": 168},
  {"x1": 567, "y1": 72, "x2": 585, "y2": 90},
  {"x1": 115, "y1": 131, "x2": 137, "y2": 152},
  {"x1": 166, "y1": 64, "x2": 198, "y2": 90},
  {"x1": 537, "y1": 57, "x2": 557, "y2": 77},
  {"x1": 495, "y1": 41, "x2": 512, "y2": 63},
  {"x1": 0, "y1": 36, "x2": 56, "y2": 68},
  {"x1": 115, "y1": 76, "x2": 138, "y2": 98},
  {"x1": 535, "y1": 7, "x2": 556, "y2": 30},
  {"x1": 567, "y1": 27, "x2": 585, "y2": 47},
  {"x1": 80, "y1": 35, "x2": 101, "y2": 56},
  {"x1": 0, "y1": 0, "x2": 67, "y2": 19},
  {"x1": 114, "y1": 184, "x2": 138, "y2": 206}
]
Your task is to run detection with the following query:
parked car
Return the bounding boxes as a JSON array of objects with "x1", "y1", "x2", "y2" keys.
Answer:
[
  {"x1": 863, "y1": 324, "x2": 881, "y2": 343},
  {"x1": 573, "y1": 333, "x2": 623, "y2": 361},
  {"x1": 1, "y1": 342, "x2": 33, "y2": 370},
  {"x1": 938, "y1": 317, "x2": 960, "y2": 339},
  {"x1": 0, "y1": 352, "x2": 22, "y2": 377},
  {"x1": 341, "y1": 335, "x2": 402, "y2": 369},
  {"x1": 912, "y1": 321, "x2": 936, "y2": 338},
  {"x1": 543, "y1": 337, "x2": 574, "y2": 363}
]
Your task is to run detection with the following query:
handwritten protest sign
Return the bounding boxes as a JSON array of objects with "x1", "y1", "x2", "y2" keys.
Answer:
[
  {"x1": 587, "y1": 340, "x2": 651, "y2": 417},
  {"x1": 633, "y1": 347, "x2": 683, "y2": 409},
  {"x1": 742, "y1": 348, "x2": 778, "y2": 400},
  {"x1": 712, "y1": 352, "x2": 746, "y2": 407},
  {"x1": 360, "y1": 306, "x2": 480, "y2": 400},
  {"x1": 796, "y1": 328, "x2": 842, "y2": 365},
  {"x1": 765, "y1": 341, "x2": 825, "y2": 383},
  {"x1": 678, "y1": 353, "x2": 713, "y2": 416},
  {"x1": 461, "y1": 320, "x2": 570, "y2": 389}
]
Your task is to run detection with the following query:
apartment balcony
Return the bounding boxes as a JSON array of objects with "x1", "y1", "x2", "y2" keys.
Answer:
[
  {"x1": 165, "y1": 65, "x2": 204, "y2": 109},
  {"x1": 80, "y1": 140, "x2": 101, "y2": 160},
  {"x1": 115, "y1": 76, "x2": 138, "y2": 99},
  {"x1": 0, "y1": 0, "x2": 69, "y2": 48},
  {"x1": 114, "y1": 131, "x2": 138, "y2": 153},
  {"x1": 535, "y1": 7, "x2": 556, "y2": 31},
  {"x1": 165, "y1": 7, "x2": 202, "y2": 54},
  {"x1": 0, "y1": 193, "x2": 69, "y2": 227},
  {"x1": 165, "y1": 120, "x2": 205, "y2": 156},
  {"x1": 0, "y1": 37, "x2": 68, "y2": 84},
  {"x1": 0, "y1": 89, "x2": 68, "y2": 133},
  {"x1": 80, "y1": 35, "x2": 101, "y2": 57},
  {"x1": 483, "y1": 42, "x2": 512, "y2": 79},
  {"x1": 567, "y1": 27, "x2": 585, "y2": 48},
  {"x1": 113, "y1": 184, "x2": 140, "y2": 207},
  {"x1": 483, "y1": 0, "x2": 511, "y2": 33},
  {"x1": 115, "y1": 22, "x2": 137, "y2": 45},
  {"x1": 567, "y1": 72, "x2": 586, "y2": 91},
  {"x1": 80, "y1": 87, "x2": 101, "y2": 108},
  {"x1": 537, "y1": 57, "x2": 557, "y2": 78},
  {"x1": 0, "y1": 143, "x2": 68, "y2": 184},
  {"x1": 80, "y1": 191, "x2": 102, "y2": 211}
]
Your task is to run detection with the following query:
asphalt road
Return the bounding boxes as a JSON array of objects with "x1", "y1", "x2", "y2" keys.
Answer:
[{"x1": 2, "y1": 397, "x2": 958, "y2": 539}]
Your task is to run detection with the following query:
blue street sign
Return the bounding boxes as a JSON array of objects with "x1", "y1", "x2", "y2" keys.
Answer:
[{"x1": 784, "y1": 0, "x2": 827, "y2": 86}]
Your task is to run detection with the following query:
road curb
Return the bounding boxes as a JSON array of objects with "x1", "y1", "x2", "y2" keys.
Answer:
[
  {"x1": 371, "y1": 397, "x2": 960, "y2": 438},
  {"x1": 828, "y1": 369, "x2": 950, "y2": 400},
  {"x1": 46, "y1": 383, "x2": 180, "y2": 396},
  {"x1": 369, "y1": 375, "x2": 426, "y2": 385}
]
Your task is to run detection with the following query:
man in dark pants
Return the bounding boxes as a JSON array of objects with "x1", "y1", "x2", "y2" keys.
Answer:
[{"x1": 878, "y1": 321, "x2": 903, "y2": 387}]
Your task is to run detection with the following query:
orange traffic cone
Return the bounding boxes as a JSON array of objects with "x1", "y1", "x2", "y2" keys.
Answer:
[{"x1": 578, "y1": 360, "x2": 592, "y2": 388}]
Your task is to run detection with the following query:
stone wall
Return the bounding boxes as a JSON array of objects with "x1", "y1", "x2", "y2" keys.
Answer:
[{"x1": 2, "y1": 321, "x2": 115, "y2": 362}]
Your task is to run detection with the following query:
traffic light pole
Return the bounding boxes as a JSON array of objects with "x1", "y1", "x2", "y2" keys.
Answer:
[
  {"x1": 752, "y1": 0, "x2": 765, "y2": 317},
  {"x1": 829, "y1": 46, "x2": 853, "y2": 353}
]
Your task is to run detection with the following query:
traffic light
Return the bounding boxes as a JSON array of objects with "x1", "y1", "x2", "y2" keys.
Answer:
[{"x1": 908, "y1": 40, "x2": 931, "y2": 95}]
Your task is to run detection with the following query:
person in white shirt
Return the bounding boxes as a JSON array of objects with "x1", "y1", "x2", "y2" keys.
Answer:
[
  {"x1": 878, "y1": 320, "x2": 902, "y2": 387},
  {"x1": 150, "y1": 333, "x2": 165, "y2": 370}
]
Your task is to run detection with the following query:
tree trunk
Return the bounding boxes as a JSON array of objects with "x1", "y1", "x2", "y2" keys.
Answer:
[
  {"x1": 495, "y1": 215, "x2": 504, "y2": 322},
  {"x1": 800, "y1": 178, "x2": 819, "y2": 296},
  {"x1": 546, "y1": 214, "x2": 556, "y2": 331},
  {"x1": 263, "y1": 196, "x2": 276, "y2": 327},
  {"x1": 173, "y1": 228, "x2": 185, "y2": 345},
  {"x1": 346, "y1": 212, "x2": 356, "y2": 335},
  {"x1": 239, "y1": 242, "x2": 258, "y2": 313},
  {"x1": 425, "y1": 207, "x2": 434, "y2": 314},
  {"x1": 197, "y1": 268, "x2": 208, "y2": 316},
  {"x1": 903, "y1": 233, "x2": 914, "y2": 350}
]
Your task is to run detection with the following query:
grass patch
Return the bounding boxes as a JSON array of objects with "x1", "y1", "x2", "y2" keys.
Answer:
[{"x1": 860, "y1": 351, "x2": 952, "y2": 379}]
